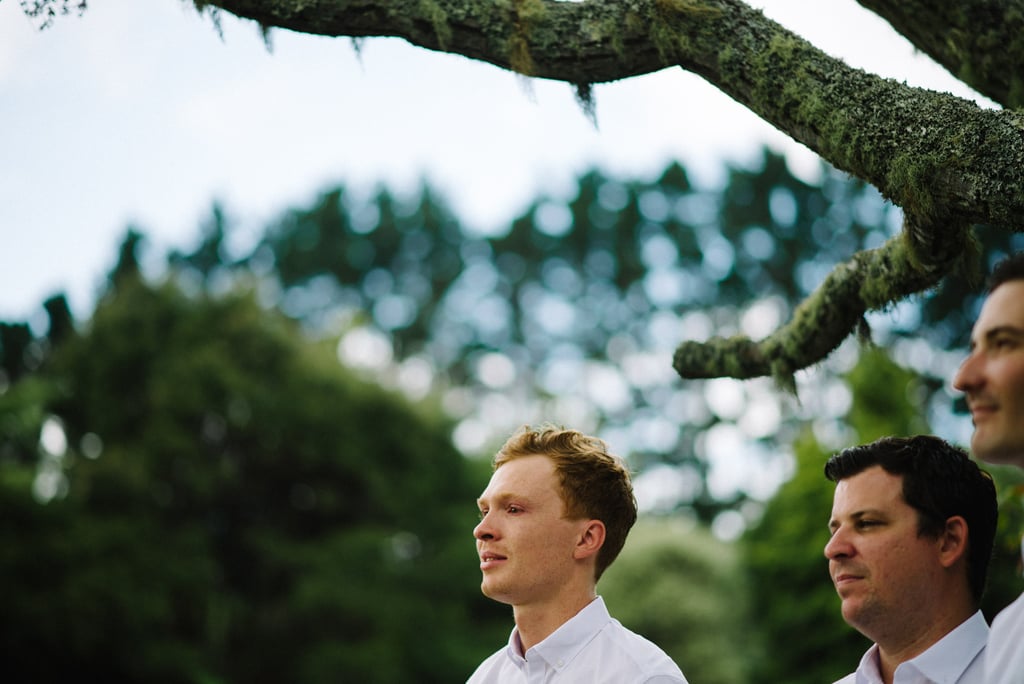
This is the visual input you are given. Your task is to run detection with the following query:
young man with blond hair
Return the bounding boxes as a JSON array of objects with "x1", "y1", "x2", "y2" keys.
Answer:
[{"x1": 467, "y1": 425, "x2": 687, "y2": 683}]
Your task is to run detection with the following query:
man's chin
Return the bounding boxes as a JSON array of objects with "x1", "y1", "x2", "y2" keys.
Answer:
[
  {"x1": 972, "y1": 432, "x2": 1024, "y2": 467},
  {"x1": 480, "y1": 582, "x2": 513, "y2": 605}
]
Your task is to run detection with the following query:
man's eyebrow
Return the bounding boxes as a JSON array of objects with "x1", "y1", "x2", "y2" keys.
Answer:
[
  {"x1": 968, "y1": 324, "x2": 1024, "y2": 348},
  {"x1": 477, "y1": 492, "x2": 514, "y2": 508},
  {"x1": 984, "y1": 325, "x2": 1024, "y2": 340},
  {"x1": 828, "y1": 509, "x2": 885, "y2": 528}
]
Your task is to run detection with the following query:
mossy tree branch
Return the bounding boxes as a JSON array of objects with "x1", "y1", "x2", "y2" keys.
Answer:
[
  {"x1": 672, "y1": 213, "x2": 972, "y2": 386},
  {"x1": 26, "y1": 0, "x2": 1024, "y2": 380},
  {"x1": 856, "y1": 0, "x2": 1024, "y2": 109},
  {"x1": 203, "y1": 0, "x2": 1024, "y2": 380},
  {"x1": 203, "y1": 0, "x2": 1024, "y2": 225}
]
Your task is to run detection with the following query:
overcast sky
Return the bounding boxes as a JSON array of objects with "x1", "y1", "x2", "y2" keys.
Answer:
[{"x1": 0, "y1": 0, "x2": 988, "y2": 324}]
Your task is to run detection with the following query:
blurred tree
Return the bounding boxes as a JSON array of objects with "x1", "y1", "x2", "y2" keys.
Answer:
[
  {"x1": 230, "y1": 149, "x2": 1018, "y2": 527},
  {"x1": 0, "y1": 233, "x2": 506, "y2": 682},
  {"x1": 0, "y1": 321, "x2": 34, "y2": 384},
  {"x1": 168, "y1": 202, "x2": 234, "y2": 286},
  {"x1": 228, "y1": 154, "x2": 848, "y2": 522},
  {"x1": 984, "y1": 463, "x2": 1024, "y2": 624},
  {"x1": 743, "y1": 425, "x2": 867, "y2": 684},
  {"x1": 601, "y1": 517, "x2": 753, "y2": 684},
  {"x1": 14, "y1": 151, "x2": 1014, "y2": 529}
]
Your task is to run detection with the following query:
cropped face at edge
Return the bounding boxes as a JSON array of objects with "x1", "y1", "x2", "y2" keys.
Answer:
[{"x1": 954, "y1": 280, "x2": 1024, "y2": 466}]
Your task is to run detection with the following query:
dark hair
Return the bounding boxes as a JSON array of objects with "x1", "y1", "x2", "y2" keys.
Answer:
[
  {"x1": 988, "y1": 252, "x2": 1024, "y2": 292},
  {"x1": 495, "y1": 425, "x2": 637, "y2": 580},
  {"x1": 824, "y1": 435, "x2": 997, "y2": 603}
]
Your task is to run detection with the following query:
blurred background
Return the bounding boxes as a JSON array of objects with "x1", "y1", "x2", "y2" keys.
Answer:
[{"x1": 2, "y1": 2, "x2": 1023, "y2": 683}]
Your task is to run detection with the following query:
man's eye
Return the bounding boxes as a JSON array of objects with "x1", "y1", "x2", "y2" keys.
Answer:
[
  {"x1": 478, "y1": 510, "x2": 488, "y2": 520},
  {"x1": 507, "y1": 506, "x2": 521, "y2": 514}
]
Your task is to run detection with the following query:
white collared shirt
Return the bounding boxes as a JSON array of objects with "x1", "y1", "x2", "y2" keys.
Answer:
[
  {"x1": 832, "y1": 610, "x2": 988, "y2": 684},
  {"x1": 466, "y1": 596, "x2": 687, "y2": 683},
  {"x1": 986, "y1": 592, "x2": 1024, "y2": 684}
]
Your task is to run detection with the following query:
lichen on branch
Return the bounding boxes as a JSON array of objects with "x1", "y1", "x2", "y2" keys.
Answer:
[{"x1": 672, "y1": 214, "x2": 973, "y2": 386}]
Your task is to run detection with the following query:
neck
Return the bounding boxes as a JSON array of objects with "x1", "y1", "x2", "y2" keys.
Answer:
[
  {"x1": 875, "y1": 604, "x2": 976, "y2": 684},
  {"x1": 512, "y1": 589, "x2": 597, "y2": 654}
]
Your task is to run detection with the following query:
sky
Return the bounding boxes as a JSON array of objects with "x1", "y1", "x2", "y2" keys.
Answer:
[{"x1": 0, "y1": 0, "x2": 989, "y2": 326}]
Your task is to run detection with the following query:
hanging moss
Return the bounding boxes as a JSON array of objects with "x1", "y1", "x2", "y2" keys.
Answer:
[{"x1": 419, "y1": 0, "x2": 453, "y2": 50}]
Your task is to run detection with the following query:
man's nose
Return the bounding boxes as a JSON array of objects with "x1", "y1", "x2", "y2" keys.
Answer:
[
  {"x1": 824, "y1": 529, "x2": 852, "y2": 560},
  {"x1": 474, "y1": 514, "x2": 495, "y2": 541},
  {"x1": 953, "y1": 351, "x2": 983, "y2": 393}
]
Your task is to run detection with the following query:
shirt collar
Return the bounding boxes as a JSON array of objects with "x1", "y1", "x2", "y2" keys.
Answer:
[
  {"x1": 506, "y1": 596, "x2": 610, "y2": 672},
  {"x1": 855, "y1": 610, "x2": 988, "y2": 684},
  {"x1": 896, "y1": 610, "x2": 987, "y2": 684},
  {"x1": 855, "y1": 644, "x2": 884, "y2": 684}
]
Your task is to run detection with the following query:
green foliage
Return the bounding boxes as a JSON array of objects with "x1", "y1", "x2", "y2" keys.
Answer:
[
  {"x1": 0, "y1": 374, "x2": 54, "y2": 464},
  {"x1": 158, "y1": 149, "x2": 1024, "y2": 532},
  {"x1": 601, "y1": 517, "x2": 753, "y2": 684},
  {"x1": 842, "y1": 346, "x2": 930, "y2": 441},
  {"x1": 742, "y1": 428, "x2": 868, "y2": 684},
  {"x1": 983, "y1": 464, "x2": 1024, "y2": 621},
  {"x1": 235, "y1": 150, "x2": 912, "y2": 523},
  {"x1": 0, "y1": 258, "x2": 505, "y2": 682},
  {"x1": 0, "y1": 321, "x2": 35, "y2": 385},
  {"x1": 746, "y1": 349, "x2": 937, "y2": 683}
]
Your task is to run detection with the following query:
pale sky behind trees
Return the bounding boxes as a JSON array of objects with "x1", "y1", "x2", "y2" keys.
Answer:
[{"x1": 0, "y1": 0, "x2": 989, "y2": 325}]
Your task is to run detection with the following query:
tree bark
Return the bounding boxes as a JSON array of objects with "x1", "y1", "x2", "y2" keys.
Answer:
[
  {"x1": 206, "y1": 0, "x2": 1024, "y2": 222},
  {"x1": 856, "y1": 0, "x2": 1024, "y2": 109}
]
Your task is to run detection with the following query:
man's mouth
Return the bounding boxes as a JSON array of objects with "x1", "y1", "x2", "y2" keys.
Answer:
[
  {"x1": 968, "y1": 401, "x2": 998, "y2": 422},
  {"x1": 479, "y1": 552, "x2": 507, "y2": 570},
  {"x1": 830, "y1": 563, "x2": 865, "y2": 588},
  {"x1": 831, "y1": 571, "x2": 866, "y2": 597}
]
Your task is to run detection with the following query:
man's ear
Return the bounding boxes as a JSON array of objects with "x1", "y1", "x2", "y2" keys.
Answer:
[
  {"x1": 938, "y1": 515, "x2": 969, "y2": 569},
  {"x1": 573, "y1": 520, "x2": 606, "y2": 561}
]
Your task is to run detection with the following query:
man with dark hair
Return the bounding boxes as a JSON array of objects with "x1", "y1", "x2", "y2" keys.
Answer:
[
  {"x1": 824, "y1": 435, "x2": 997, "y2": 684},
  {"x1": 467, "y1": 425, "x2": 687, "y2": 683},
  {"x1": 954, "y1": 251, "x2": 1024, "y2": 684}
]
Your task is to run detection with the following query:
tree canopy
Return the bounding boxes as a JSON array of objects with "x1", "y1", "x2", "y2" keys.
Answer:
[
  {"x1": 178, "y1": 152, "x2": 911, "y2": 522},
  {"x1": 0, "y1": 247, "x2": 509, "y2": 681}
]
